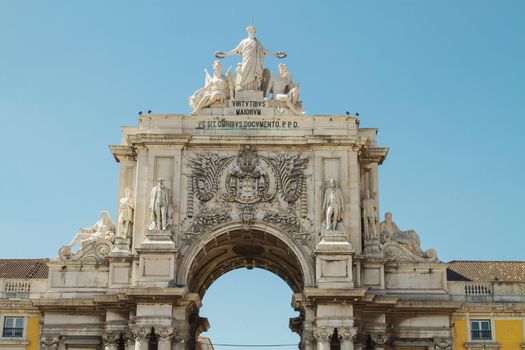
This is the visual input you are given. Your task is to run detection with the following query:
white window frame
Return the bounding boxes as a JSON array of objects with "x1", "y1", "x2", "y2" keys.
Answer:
[
  {"x1": 0, "y1": 315, "x2": 26, "y2": 339},
  {"x1": 468, "y1": 319, "x2": 494, "y2": 342}
]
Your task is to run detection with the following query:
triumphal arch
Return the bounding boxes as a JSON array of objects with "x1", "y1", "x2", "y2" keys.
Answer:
[{"x1": 37, "y1": 27, "x2": 455, "y2": 350}]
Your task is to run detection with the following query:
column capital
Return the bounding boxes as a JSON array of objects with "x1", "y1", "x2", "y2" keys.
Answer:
[
  {"x1": 102, "y1": 332, "x2": 121, "y2": 345},
  {"x1": 313, "y1": 327, "x2": 332, "y2": 343},
  {"x1": 172, "y1": 327, "x2": 190, "y2": 344},
  {"x1": 130, "y1": 326, "x2": 151, "y2": 341},
  {"x1": 369, "y1": 333, "x2": 389, "y2": 347},
  {"x1": 154, "y1": 327, "x2": 174, "y2": 340},
  {"x1": 299, "y1": 329, "x2": 315, "y2": 350},
  {"x1": 41, "y1": 336, "x2": 60, "y2": 350},
  {"x1": 338, "y1": 328, "x2": 358, "y2": 342},
  {"x1": 433, "y1": 338, "x2": 452, "y2": 350}
]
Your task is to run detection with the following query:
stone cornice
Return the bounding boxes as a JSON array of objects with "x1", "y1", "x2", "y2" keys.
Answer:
[
  {"x1": 360, "y1": 147, "x2": 390, "y2": 164},
  {"x1": 109, "y1": 145, "x2": 136, "y2": 162},
  {"x1": 302, "y1": 287, "x2": 368, "y2": 302},
  {"x1": 123, "y1": 133, "x2": 370, "y2": 148},
  {"x1": 394, "y1": 300, "x2": 463, "y2": 313}
]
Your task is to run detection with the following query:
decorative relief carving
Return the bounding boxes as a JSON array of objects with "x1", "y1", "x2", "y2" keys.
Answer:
[
  {"x1": 369, "y1": 333, "x2": 389, "y2": 347},
  {"x1": 222, "y1": 145, "x2": 275, "y2": 204},
  {"x1": 383, "y1": 241, "x2": 438, "y2": 263},
  {"x1": 189, "y1": 153, "x2": 229, "y2": 202},
  {"x1": 130, "y1": 327, "x2": 150, "y2": 341},
  {"x1": 183, "y1": 145, "x2": 311, "y2": 251},
  {"x1": 155, "y1": 328, "x2": 174, "y2": 340},
  {"x1": 338, "y1": 328, "x2": 356, "y2": 342},
  {"x1": 313, "y1": 327, "x2": 331, "y2": 342},
  {"x1": 102, "y1": 332, "x2": 120, "y2": 346},
  {"x1": 433, "y1": 338, "x2": 452, "y2": 350},
  {"x1": 40, "y1": 336, "x2": 60, "y2": 350},
  {"x1": 267, "y1": 153, "x2": 308, "y2": 203}
]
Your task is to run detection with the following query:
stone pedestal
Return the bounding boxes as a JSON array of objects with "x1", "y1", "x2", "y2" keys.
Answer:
[
  {"x1": 137, "y1": 230, "x2": 177, "y2": 286},
  {"x1": 314, "y1": 231, "x2": 354, "y2": 289},
  {"x1": 363, "y1": 237, "x2": 382, "y2": 258},
  {"x1": 141, "y1": 230, "x2": 175, "y2": 250},
  {"x1": 233, "y1": 90, "x2": 264, "y2": 101},
  {"x1": 108, "y1": 258, "x2": 131, "y2": 288},
  {"x1": 111, "y1": 238, "x2": 131, "y2": 257},
  {"x1": 361, "y1": 259, "x2": 385, "y2": 289}
]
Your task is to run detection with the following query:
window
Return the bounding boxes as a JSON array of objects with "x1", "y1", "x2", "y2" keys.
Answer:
[
  {"x1": 471, "y1": 320, "x2": 491, "y2": 341},
  {"x1": 2, "y1": 317, "x2": 24, "y2": 337}
]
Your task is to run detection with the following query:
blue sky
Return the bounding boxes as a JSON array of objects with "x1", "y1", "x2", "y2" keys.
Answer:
[{"x1": 1, "y1": 0, "x2": 524, "y2": 346}]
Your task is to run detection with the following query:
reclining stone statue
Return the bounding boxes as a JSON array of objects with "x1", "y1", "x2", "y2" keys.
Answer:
[
  {"x1": 380, "y1": 212, "x2": 421, "y2": 254},
  {"x1": 380, "y1": 211, "x2": 438, "y2": 262},
  {"x1": 59, "y1": 211, "x2": 116, "y2": 261}
]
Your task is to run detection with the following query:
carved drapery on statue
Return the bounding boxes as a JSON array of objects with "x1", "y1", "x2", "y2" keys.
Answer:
[
  {"x1": 380, "y1": 212, "x2": 439, "y2": 263},
  {"x1": 58, "y1": 211, "x2": 115, "y2": 262},
  {"x1": 183, "y1": 145, "x2": 311, "y2": 251},
  {"x1": 189, "y1": 26, "x2": 303, "y2": 115}
]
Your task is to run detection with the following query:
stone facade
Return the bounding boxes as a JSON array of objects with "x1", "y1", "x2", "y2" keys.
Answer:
[{"x1": 1, "y1": 28, "x2": 524, "y2": 350}]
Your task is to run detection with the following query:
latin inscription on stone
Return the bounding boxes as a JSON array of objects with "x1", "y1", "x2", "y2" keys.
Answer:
[{"x1": 197, "y1": 119, "x2": 299, "y2": 130}]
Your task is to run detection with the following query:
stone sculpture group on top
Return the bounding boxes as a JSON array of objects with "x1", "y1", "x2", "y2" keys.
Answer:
[{"x1": 189, "y1": 26, "x2": 303, "y2": 115}]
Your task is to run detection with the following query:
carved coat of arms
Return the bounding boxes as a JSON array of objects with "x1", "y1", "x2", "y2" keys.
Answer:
[
  {"x1": 222, "y1": 145, "x2": 274, "y2": 204},
  {"x1": 183, "y1": 145, "x2": 312, "y2": 250}
]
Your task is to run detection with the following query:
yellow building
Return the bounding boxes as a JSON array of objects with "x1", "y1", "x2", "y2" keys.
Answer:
[
  {"x1": 449, "y1": 261, "x2": 525, "y2": 350},
  {"x1": 0, "y1": 259, "x2": 47, "y2": 350}
]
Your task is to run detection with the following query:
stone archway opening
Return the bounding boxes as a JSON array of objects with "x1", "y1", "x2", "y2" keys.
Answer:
[
  {"x1": 199, "y1": 268, "x2": 300, "y2": 347},
  {"x1": 181, "y1": 226, "x2": 310, "y2": 348},
  {"x1": 185, "y1": 227, "x2": 307, "y2": 298}
]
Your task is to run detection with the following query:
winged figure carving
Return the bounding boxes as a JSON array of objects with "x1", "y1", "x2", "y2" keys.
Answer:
[{"x1": 267, "y1": 154, "x2": 309, "y2": 203}]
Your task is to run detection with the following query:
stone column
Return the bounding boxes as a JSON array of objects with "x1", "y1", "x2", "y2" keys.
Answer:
[
  {"x1": 314, "y1": 327, "x2": 331, "y2": 350},
  {"x1": 125, "y1": 332, "x2": 135, "y2": 350},
  {"x1": 171, "y1": 327, "x2": 189, "y2": 350},
  {"x1": 350, "y1": 333, "x2": 367, "y2": 350},
  {"x1": 155, "y1": 328, "x2": 173, "y2": 350},
  {"x1": 339, "y1": 328, "x2": 355, "y2": 350},
  {"x1": 131, "y1": 327, "x2": 150, "y2": 350},
  {"x1": 301, "y1": 331, "x2": 315, "y2": 350},
  {"x1": 102, "y1": 333, "x2": 120, "y2": 350}
]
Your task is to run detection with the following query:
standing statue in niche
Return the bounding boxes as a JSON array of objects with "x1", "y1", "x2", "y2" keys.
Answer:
[
  {"x1": 380, "y1": 212, "x2": 423, "y2": 255},
  {"x1": 61, "y1": 211, "x2": 116, "y2": 256},
  {"x1": 362, "y1": 190, "x2": 378, "y2": 239},
  {"x1": 215, "y1": 25, "x2": 286, "y2": 91},
  {"x1": 150, "y1": 178, "x2": 170, "y2": 231},
  {"x1": 322, "y1": 179, "x2": 344, "y2": 231},
  {"x1": 265, "y1": 63, "x2": 302, "y2": 115},
  {"x1": 117, "y1": 188, "x2": 134, "y2": 239},
  {"x1": 189, "y1": 60, "x2": 233, "y2": 114}
]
